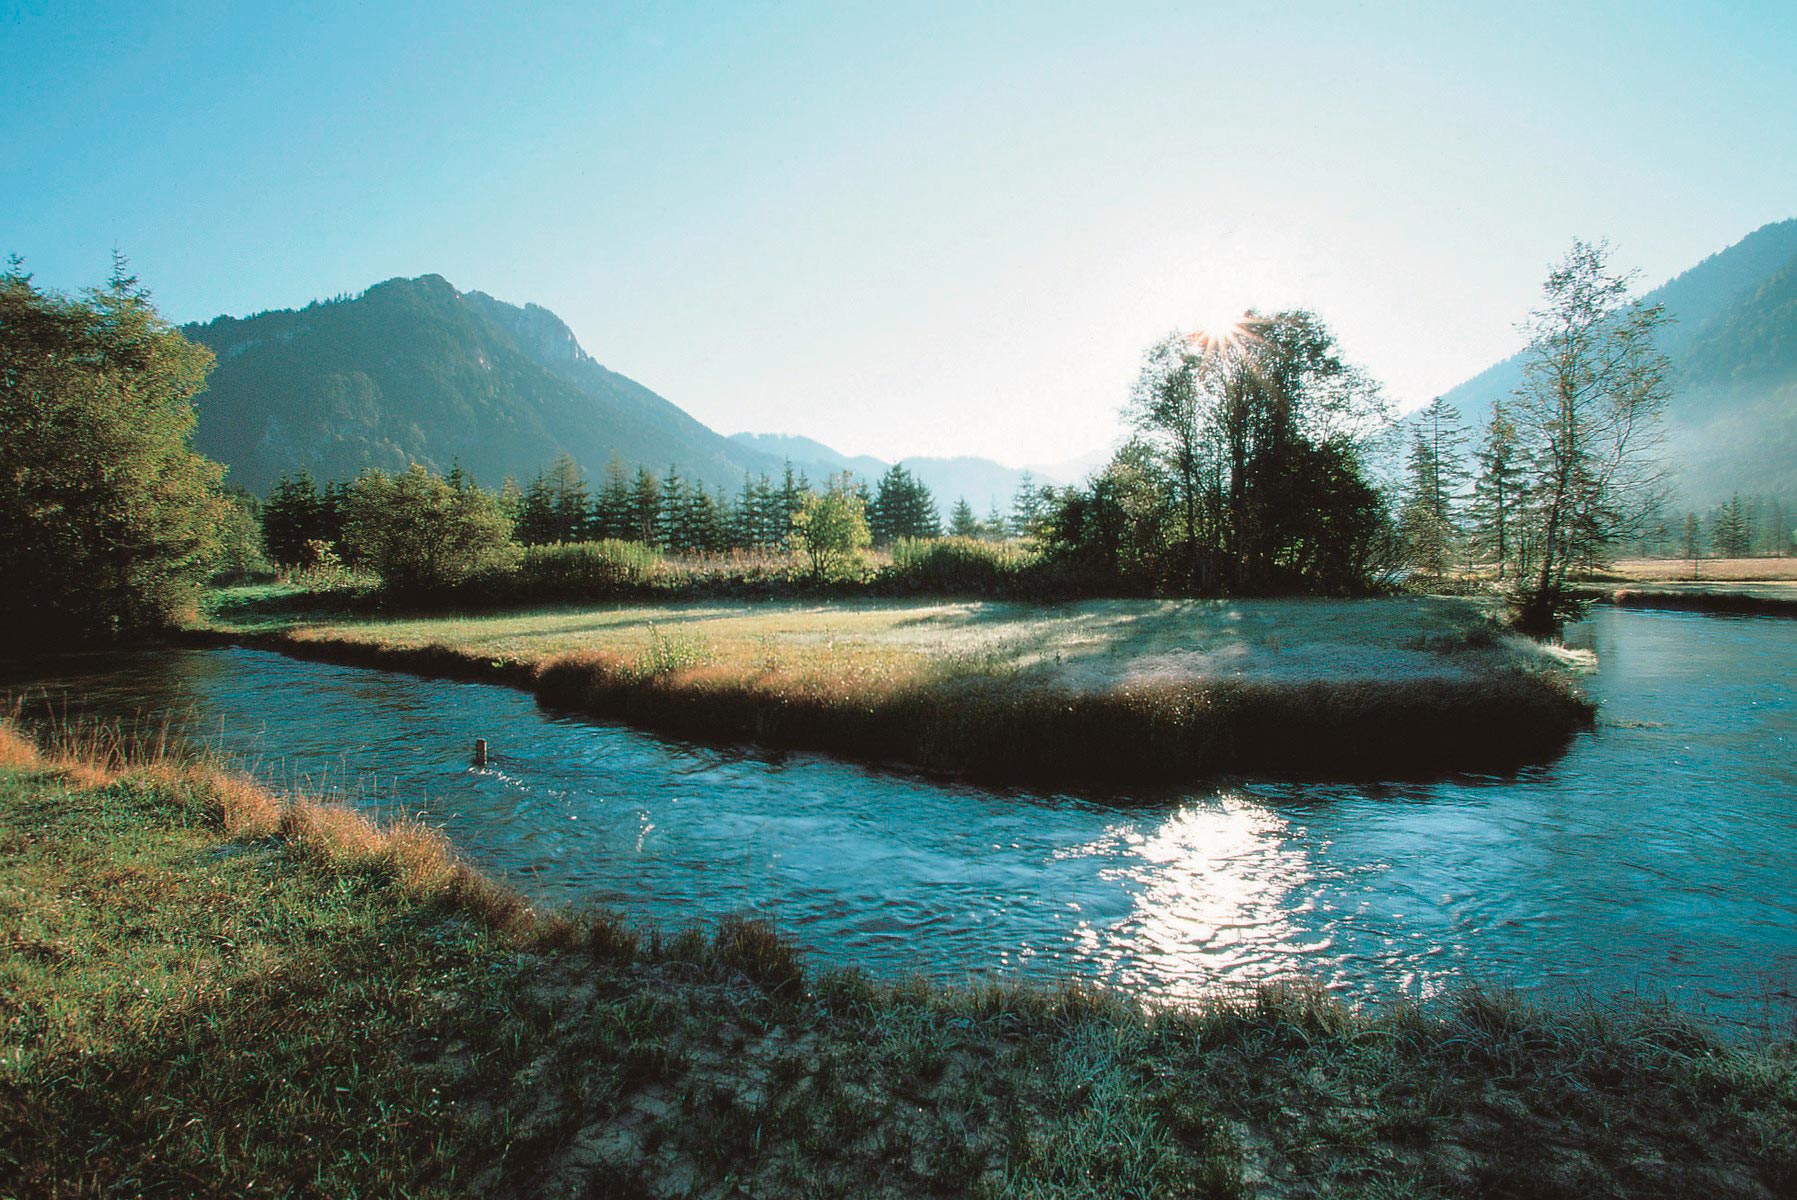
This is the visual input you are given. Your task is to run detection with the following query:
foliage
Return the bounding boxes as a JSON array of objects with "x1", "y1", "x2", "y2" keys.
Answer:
[
  {"x1": 886, "y1": 536, "x2": 1039, "y2": 593},
  {"x1": 1710, "y1": 494, "x2": 1752, "y2": 557},
  {"x1": 339, "y1": 463, "x2": 518, "y2": 594},
  {"x1": 0, "y1": 258, "x2": 231, "y2": 640},
  {"x1": 1044, "y1": 312, "x2": 1391, "y2": 595},
  {"x1": 1397, "y1": 397, "x2": 1466, "y2": 583},
  {"x1": 1509, "y1": 241, "x2": 1673, "y2": 634},
  {"x1": 1467, "y1": 399, "x2": 1525, "y2": 578},
  {"x1": 261, "y1": 470, "x2": 346, "y2": 565},
  {"x1": 787, "y1": 478, "x2": 872, "y2": 580},
  {"x1": 211, "y1": 488, "x2": 272, "y2": 581},
  {"x1": 868, "y1": 464, "x2": 941, "y2": 545}
]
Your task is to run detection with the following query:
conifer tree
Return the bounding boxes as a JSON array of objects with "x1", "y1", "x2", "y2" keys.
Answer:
[
  {"x1": 629, "y1": 467, "x2": 662, "y2": 546},
  {"x1": 949, "y1": 498, "x2": 981, "y2": 538},
  {"x1": 1467, "y1": 399, "x2": 1524, "y2": 578},
  {"x1": 1710, "y1": 494, "x2": 1751, "y2": 558},
  {"x1": 595, "y1": 455, "x2": 632, "y2": 541},
  {"x1": 546, "y1": 453, "x2": 590, "y2": 542},
  {"x1": 262, "y1": 470, "x2": 325, "y2": 566}
]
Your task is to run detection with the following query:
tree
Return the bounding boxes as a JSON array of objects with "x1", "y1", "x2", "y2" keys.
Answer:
[
  {"x1": 545, "y1": 453, "x2": 590, "y2": 542},
  {"x1": 1510, "y1": 240, "x2": 1672, "y2": 634},
  {"x1": 1710, "y1": 494, "x2": 1751, "y2": 558},
  {"x1": 1398, "y1": 429, "x2": 1454, "y2": 584},
  {"x1": 948, "y1": 498, "x2": 982, "y2": 539},
  {"x1": 340, "y1": 463, "x2": 516, "y2": 594},
  {"x1": 515, "y1": 471, "x2": 558, "y2": 545},
  {"x1": 0, "y1": 257, "x2": 230, "y2": 640},
  {"x1": 1117, "y1": 310, "x2": 1389, "y2": 593},
  {"x1": 787, "y1": 476, "x2": 871, "y2": 581},
  {"x1": 1010, "y1": 471, "x2": 1048, "y2": 541},
  {"x1": 1467, "y1": 400, "x2": 1524, "y2": 578},
  {"x1": 629, "y1": 467, "x2": 661, "y2": 545},
  {"x1": 1680, "y1": 511, "x2": 1703, "y2": 580},
  {"x1": 1397, "y1": 397, "x2": 1466, "y2": 583},
  {"x1": 594, "y1": 455, "x2": 632, "y2": 541},
  {"x1": 262, "y1": 470, "x2": 326, "y2": 566},
  {"x1": 869, "y1": 465, "x2": 940, "y2": 544}
]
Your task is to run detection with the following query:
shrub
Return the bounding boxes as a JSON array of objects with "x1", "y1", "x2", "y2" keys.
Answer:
[
  {"x1": 340, "y1": 464, "x2": 518, "y2": 595},
  {"x1": 788, "y1": 482, "x2": 872, "y2": 581},
  {"x1": 516, "y1": 539, "x2": 663, "y2": 597},
  {"x1": 886, "y1": 536, "x2": 1038, "y2": 593}
]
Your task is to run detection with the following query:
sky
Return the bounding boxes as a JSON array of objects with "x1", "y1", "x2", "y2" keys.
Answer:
[{"x1": 5, "y1": 1, "x2": 1796, "y2": 469}]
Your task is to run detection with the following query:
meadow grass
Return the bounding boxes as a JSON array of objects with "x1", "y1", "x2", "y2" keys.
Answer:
[
  {"x1": 196, "y1": 593, "x2": 1594, "y2": 783},
  {"x1": 2, "y1": 719, "x2": 1793, "y2": 1198}
]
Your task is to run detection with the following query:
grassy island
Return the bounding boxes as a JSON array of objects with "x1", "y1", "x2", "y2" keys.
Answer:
[
  {"x1": 194, "y1": 591, "x2": 1593, "y2": 784},
  {"x1": 3, "y1": 724, "x2": 1793, "y2": 1199}
]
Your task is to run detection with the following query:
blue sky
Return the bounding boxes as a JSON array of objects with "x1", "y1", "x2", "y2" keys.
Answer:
[{"x1": 6, "y1": 0, "x2": 1795, "y2": 467}]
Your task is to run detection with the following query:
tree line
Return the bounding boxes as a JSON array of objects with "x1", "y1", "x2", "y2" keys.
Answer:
[
  {"x1": 259, "y1": 454, "x2": 1067, "y2": 568},
  {"x1": 7, "y1": 241, "x2": 1741, "y2": 640}
]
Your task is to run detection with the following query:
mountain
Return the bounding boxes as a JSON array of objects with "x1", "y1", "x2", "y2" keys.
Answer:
[
  {"x1": 1423, "y1": 219, "x2": 1797, "y2": 506},
  {"x1": 729, "y1": 434, "x2": 1049, "y2": 513},
  {"x1": 729, "y1": 433, "x2": 887, "y2": 481},
  {"x1": 185, "y1": 275, "x2": 1047, "y2": 509},
  {"x1": 185, "y1": 274, "x2": 790, "y2": 494}
]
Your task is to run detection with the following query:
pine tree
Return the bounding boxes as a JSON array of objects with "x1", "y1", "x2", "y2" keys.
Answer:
[
  {"x1": 948, "y1": 498, "x2": 981, "y2": 538},
  {"x1": 497, "y1": 476, "x2": 525, "y2": 526},
  {"x1": 1398, "y1": 428, "x2": 1454, "y2": 583},
  {"x1": 984, "y1": 501, "x2": 1007, "y2": 541},
  {"x1": 516, "y1": 472, "x2": 557, "y2": 545},
  {"x1": 1711, "y1": 494, "x2": 1751, "y2": 558},
  {"x1": 595, "y1": 455, "x2": 632, "y2": 541},
  {"x1": 543, "y1": 453, "x2": 589, "y2": 542},
  {"x1": 262, "y1": 471, "x2": 325, "y2": 566},
  {"x1": 1468, "y1": 399, "x2": 1524, "y2": 578},
  {"x1": 1010, "y1": 471, "x2": 1047, "y2": 540},
  {"x1": 1681, "y1": 511, "x2": 1703, "y2": 579},
  {"x1": 629, "y1": 467, "x2": 661, "y2": 546},
  {"x1": 658, "y1": 465, "x2": 686, "y2": 552}
]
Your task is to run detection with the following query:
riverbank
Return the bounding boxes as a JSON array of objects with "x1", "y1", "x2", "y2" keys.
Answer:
[
  {"x1": 191, "y1": 590, "x2": 1594, "y2": 784},
  {"x1": 4, "y1": 726, "x2": 1793, "y2": 1199},
  {"x1": 1578, "y1": 558, "x2": 1797, "y2": 618},
  {"x1": 1602, "y1": 585, "x2": 1797, "y2": 619}
]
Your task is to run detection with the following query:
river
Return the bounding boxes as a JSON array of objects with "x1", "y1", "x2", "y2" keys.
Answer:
[{"x1": 4, "y1": 608, "x2": 1792, "y2": 1023}]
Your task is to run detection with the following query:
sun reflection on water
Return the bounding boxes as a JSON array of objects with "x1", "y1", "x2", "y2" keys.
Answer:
[{"x1": 1059, "y1": 792, "x2": 1327, "y2": 1001}]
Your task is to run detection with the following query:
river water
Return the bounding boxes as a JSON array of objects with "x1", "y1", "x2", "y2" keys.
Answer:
[{"x1": 5, "y1": 608, "x2": 1793, "y2": 1022}]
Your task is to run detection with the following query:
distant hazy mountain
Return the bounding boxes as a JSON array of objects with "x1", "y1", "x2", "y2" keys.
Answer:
[
  {"x1": 186, "y1": 276, "x2": 1059, "y2": 507},
  {"x1": 728, "y1": 433, "x2": 887, "y2": 482},
  {"x1": 1423, "y1": 219, "x2": 1797, "y2": 506},
  {"x1": 729, "y1": 433, "x2": 1049, "y2": 513},
  {"x1": 186, "y1": 275, "x2": 791, "y2": 493}
]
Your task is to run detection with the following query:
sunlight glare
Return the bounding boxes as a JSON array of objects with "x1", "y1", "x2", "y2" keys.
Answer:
[{"x1": 1184, "y1": 302, "x2": 1254, "y2": 353}]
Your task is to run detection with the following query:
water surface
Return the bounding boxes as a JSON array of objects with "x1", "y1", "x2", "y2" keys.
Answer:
[{"x1": 6, "y1": 608, "x2": 1792, "y2": 1022}]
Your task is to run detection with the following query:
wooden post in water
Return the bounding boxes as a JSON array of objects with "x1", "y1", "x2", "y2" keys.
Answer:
[{"x1": 473, "y1": 738, "x2": 488, "y2": 767}]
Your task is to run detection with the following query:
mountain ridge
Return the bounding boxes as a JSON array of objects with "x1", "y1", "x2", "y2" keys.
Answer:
[
  {"x1": 184, "y1": 276, "x2": 1042, "y2": 509},
  {"x1": 1421, "y1": 218, "x2": 1797, "y2": 506}
]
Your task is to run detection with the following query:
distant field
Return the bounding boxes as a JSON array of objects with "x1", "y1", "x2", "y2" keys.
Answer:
[
  {"x1": 1611, "y1": 556, "x2": 1797, "y2": 583},
  {"x1": 197, "y1": 591, "x2": 1591, "y2": 783}
]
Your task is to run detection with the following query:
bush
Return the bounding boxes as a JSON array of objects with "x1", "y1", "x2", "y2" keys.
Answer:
[
  {"x1": 886, "y1": 536, "x2": 1039, "y2": 593},
  {"x1": 788, "y1": 483, "x2": 871, "y2": 581},
  {"x1": 340, "y1": 464, "x2": 518, "y2": 596},
  {"x1": 517, "y1": 540, "x2": 662, "y2": 595}
]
